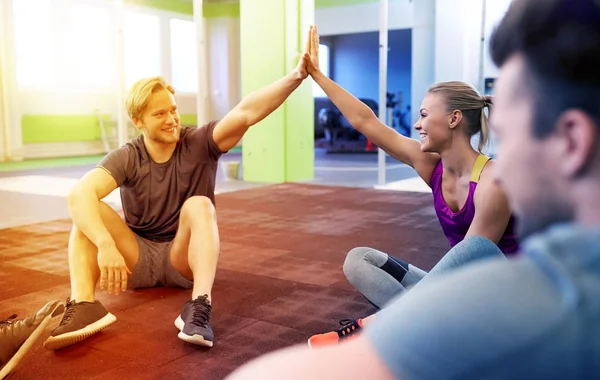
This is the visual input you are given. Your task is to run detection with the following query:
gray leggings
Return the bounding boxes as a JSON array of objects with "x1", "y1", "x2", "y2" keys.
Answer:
[{"x1": 343, "y1": 236, "x2": 505, "y2": 309}]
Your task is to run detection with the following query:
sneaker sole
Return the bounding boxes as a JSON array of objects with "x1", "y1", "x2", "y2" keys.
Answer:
[
  {"x1": 43, "y1": 313, "x2": 117, "y2": 351},
  {"x1": 174, "y1": 316, "x2": 213, "y2": 348},
  {"x1": 0, "y1": 300, "x2": 63, "y2": 380}
]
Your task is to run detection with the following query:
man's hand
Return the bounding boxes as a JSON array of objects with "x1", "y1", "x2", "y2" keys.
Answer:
[
  {"x1": 295, "y1": 48, "x2": 309, "y2": 80},
  {"x1": 97, "y1": 242, "x2": 131, "y2": 295},
  {"x1": 211, "y1": 31, "x2": 311, "y2": 152}
]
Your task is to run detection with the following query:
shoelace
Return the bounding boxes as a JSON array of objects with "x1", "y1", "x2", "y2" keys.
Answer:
[
  {"x1": 0, "y1": 314, "x2": 18, "y2": 325},
  {"x1": 191, "y1": 295, "x2": 212, "y2": 327},
  {"x1": 337, "y1": 318, "x2": 361, "y2": 339},
  {"x1": 58, "y1": 299, "x2": 78, "y2": 326}
]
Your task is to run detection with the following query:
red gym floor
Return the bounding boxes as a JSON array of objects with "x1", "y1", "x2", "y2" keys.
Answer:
[{"x1": 1, "y1": 183, "x2": 448, "y2": 379}]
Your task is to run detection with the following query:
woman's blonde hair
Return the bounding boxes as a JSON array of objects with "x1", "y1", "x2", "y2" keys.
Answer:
[
  {"x1": 125, "y1": 76, "x2": 175, "y2": 121},
  {"x1": 427, "y1": 81, "x2": 492, "y2": 152}
]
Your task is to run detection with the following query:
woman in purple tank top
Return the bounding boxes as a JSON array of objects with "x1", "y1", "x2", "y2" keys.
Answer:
[{"x1": 305, "y1": 37, "x2": 521, "y2": 346}]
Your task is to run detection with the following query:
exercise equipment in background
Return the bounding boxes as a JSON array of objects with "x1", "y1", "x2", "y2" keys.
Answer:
[{"x1": 314, "y1": 97, "x2": 379, "y2": 154}]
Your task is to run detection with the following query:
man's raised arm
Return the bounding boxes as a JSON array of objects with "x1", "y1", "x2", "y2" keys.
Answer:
[{"x1": 212, "y1": 46, "x2": 310, "y2": 152}]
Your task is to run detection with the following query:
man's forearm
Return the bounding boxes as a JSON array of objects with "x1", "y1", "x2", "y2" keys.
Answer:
[
  {"x1": 67, "y1": 189, "x2": 115, "y2": 249},
  {"x1": 237, "y1": 71, "x2": 303, "y2": 126}
]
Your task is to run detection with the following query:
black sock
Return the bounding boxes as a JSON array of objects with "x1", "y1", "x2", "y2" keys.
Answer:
[{"x1": 380, "y1": 256, "x2": 410, "y2": 283}]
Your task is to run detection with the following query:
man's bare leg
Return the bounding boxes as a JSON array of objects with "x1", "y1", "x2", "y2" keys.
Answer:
[
  {"x1": 44, "y1": 202, "x2": 139, "y2": 350},
  {"x1": 69, "y1": 202, "x2": 139, "y2": 301},
  {"x1": 170, "y1": 196, "x2": 220, "y2": 300},
  {"x1": 169, "y1": 196, "x2": 220, "y2": 347}
]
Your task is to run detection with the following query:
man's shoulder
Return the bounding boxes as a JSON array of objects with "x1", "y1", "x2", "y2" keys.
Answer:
[
  {"x1": 365, "y1": 255, "x2": 579, "y2": 379},
  {"x1": 179, "y1": 121, "x2": 215, "y2": 143},
  {"x1": 112, "y1": 136, "x2": 144, "y2": 156},
  {"x1": 181, "y1": 120, "x2": 220, "y2": 134},
  {"x1": 178, "y1": 120, "x2": 224, "y2": 161}
]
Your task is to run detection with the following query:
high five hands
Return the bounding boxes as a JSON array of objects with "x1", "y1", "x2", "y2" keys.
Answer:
[{"x1": 295, "y1": 25, "x2": 321, "y2": 80}]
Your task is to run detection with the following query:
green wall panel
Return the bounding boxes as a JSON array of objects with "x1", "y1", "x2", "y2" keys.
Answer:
[
  {"x1": 126, "y1": 0, "x2": 193, "y2": 15},
  {"x1": 21, "y1": 115, "x2": 110, "y2": 144},
  {"x1": 179, "y1": 114, "x2": 198, "y2": 126},
  {"x1": 129, "y1": 0, "x2": 241, "y2": 18},
  {"x1": 240, "y1": 0, "x2": 314, "y2": 183},
  {"x1": 21, "y1": 114, "x2": 200, "y2": 144},
  {"x1": 240, "y1": 0, "x2": 286, "y2": 182},
  {"x1": 203, "y1": 2, "x2": 240, "y2": 18},
  {"x1": 284, "y1": 0, "x2": 314, "y2": 182}
]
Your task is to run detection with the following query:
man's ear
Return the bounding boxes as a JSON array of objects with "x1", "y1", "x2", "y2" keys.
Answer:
[
  {"x1": 132, "y1": 117, "x2": 143, "y2": 129},
  {"x1": 556, "y1": 109, "x2": 599, "y2": 178}
]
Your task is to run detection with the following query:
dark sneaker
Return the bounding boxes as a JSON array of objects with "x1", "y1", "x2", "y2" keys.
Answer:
[
  {"x1": 174, "y1": 295, "x2": 214, "y2": 347},
  {"x1": 0, "y1": 299, "x2": 63, "y2": 379},
  {"x1": 43, "y1": 298, "x2": 116, "y2": 351},
  {"x1": 307, "y1": 318, "x2": 364, "y2": 348}
]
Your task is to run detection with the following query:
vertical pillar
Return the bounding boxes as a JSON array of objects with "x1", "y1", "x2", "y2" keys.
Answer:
[
  {"x1": 410, "y1": 0, "x2": 435, "y2": 138},
  {"x1": 193, "y1": 0, "x2": 210, "y2": 125},
  {"x1": 0, "y1": 0, "x2": 23, "y2": 160},
  {"x1": 160, "y1": 17, "x2": 172, "y2": 86},
  {"x1": 240, "y1": 0, "x2": 314, "y2": 183},
  {"x1": 377, "y1": 0, "x2": 388, "y2": 186},
  {"x1": 115, "y1": 0, "x2": 129, "y2": 147},
  {"x1": 0, "y1": 0, "x2": 7, "y2": 161}
]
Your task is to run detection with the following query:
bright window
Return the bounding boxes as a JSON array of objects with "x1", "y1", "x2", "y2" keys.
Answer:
[
  {"x1": 13, "y1": 0, "x2": 56, "y2": 88},
  {"x1": 124, "y1": 11, "x2": 161, "y2": 89},
  {"x1": 13, "y1": 0, "x2": 113, "y2": 90},
  {"x1": 170, "y1": 18, "x2": 198, "y2": 93},
  {"x1": 313, "y1": 44, "x2": 330, "y2": 97},
  {"x1": 63, "y1": 4, "x2": 113, "y2": 88}
]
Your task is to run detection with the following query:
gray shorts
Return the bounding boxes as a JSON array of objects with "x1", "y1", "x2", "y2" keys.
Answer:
[{"x1": 127, "y1": 235, "x2": 193, "y2": 290}]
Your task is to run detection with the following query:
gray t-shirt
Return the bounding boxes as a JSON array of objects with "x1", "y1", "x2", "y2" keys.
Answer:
[
  {"x1": 97, "y1": 120, "x2": 223, "y2": 242},
  {"x1": 365, "y1": 222, "x2": 600, "y2": 379}
]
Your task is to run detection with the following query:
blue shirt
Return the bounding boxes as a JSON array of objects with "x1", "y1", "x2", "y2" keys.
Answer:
[{"x1": 365, "y1": 223, "x2": 600, "y2": 379}]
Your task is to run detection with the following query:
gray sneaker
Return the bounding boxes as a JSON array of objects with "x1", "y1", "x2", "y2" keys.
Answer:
[
  {"x1": 43, "y1": 298, "x2": 116, "y2": 351},
  {"x1": 174, "y1": 295, "x2": 214, "y2": 347},
  {"x1": 0, "y1": 299, "x2": 63, "y2": 379}
]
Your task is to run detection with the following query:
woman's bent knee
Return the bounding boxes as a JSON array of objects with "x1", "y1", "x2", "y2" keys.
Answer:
[{"x1": 343, "y1": 247, "x2": 386, "y2": 281}]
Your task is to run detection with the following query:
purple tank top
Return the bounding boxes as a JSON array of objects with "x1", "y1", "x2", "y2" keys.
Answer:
[{"x1": 429, "y1": 157, "x2": 520, "y2": 255}]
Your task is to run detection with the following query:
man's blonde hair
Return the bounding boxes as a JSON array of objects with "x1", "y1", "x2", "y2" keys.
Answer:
[{"x1": 125, "y1": 76, "x2": 175, "y2": 121}]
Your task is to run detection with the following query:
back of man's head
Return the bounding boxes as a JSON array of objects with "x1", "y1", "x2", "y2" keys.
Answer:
[
  {"x1": 489, "y1": 0, "x2": 600, "y2": 237},
  {"x1": 490, "y1": 0, "x2": 600, "y2": 138}
]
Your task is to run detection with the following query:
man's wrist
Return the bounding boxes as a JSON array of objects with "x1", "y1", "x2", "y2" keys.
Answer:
[
  {"x1": 288, "y1": 69, "x2": 304, "y2": 82},
  {"x1": 97, "y1": 238, "x2": 116, "y2": 250}
]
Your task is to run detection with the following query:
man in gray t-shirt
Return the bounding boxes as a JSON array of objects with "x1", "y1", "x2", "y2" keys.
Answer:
[
  {"x1": 43, "y1": 52, "x2": 312, "y2": 350},
  {"x1": 226, "y1": 0, "x2": 600, "y2": 379}
]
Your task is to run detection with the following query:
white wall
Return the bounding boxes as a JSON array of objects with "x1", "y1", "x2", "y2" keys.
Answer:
[
  {"x1": 207, "y1": 16, "x2": 241, "y2": 121},
  {"x1": 432, "y1": 0, "x2": 512, "y2": 155},
  {"x1": 315, "y1": 0, "x2": 414, "y2": 36},
  {"x1": 411, "y1": 0, "x2": 435, "y2": 137},
  {"x1": 482, "y1": 0, "x2": 512, "y2": 79},
  {"x1": 434, "y1": 0, "x2": 512, "y2": 89},
  {"x1": 434, "y1": 0, "x2": 483, "y2": 89}
]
